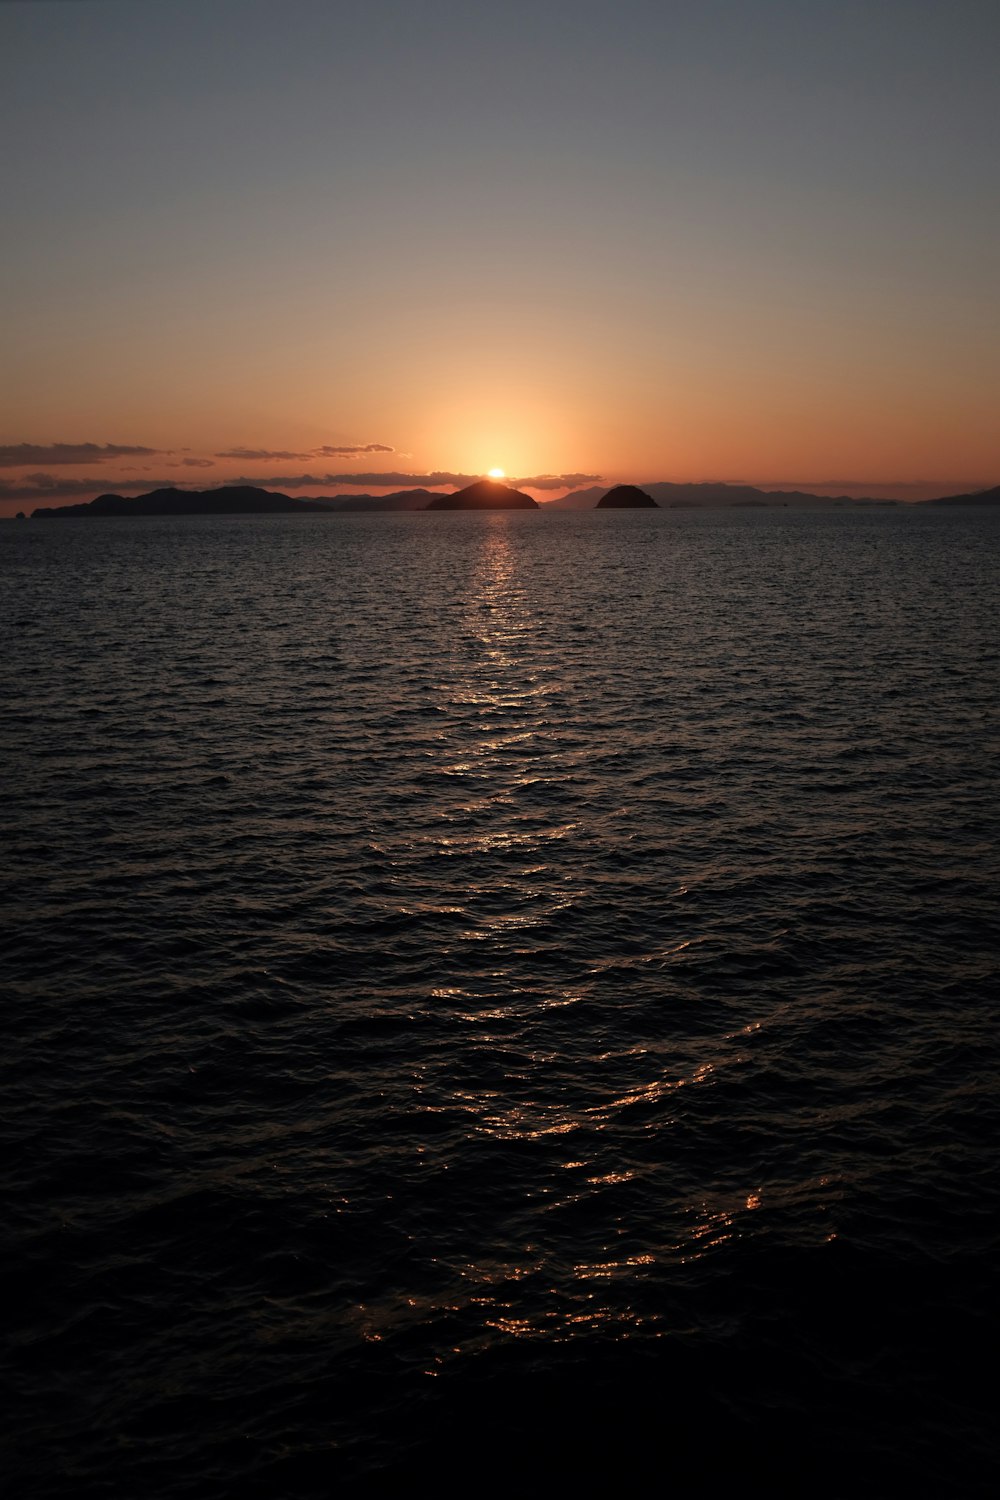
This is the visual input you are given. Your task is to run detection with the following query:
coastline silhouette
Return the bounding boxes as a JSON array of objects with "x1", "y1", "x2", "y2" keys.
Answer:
[{"x1": 24, "y1": 479, "x2": 1000, "y2": 519}]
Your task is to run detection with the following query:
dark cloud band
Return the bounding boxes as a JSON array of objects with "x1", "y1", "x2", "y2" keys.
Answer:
[
  {"x1": 515, "y1": 473, "x2": 602, "y2": 490},
  {"x1": 215, "y1": 443, "x2": 396, "y2": 461},
  {"x1": 1, "y1": 467, "x2": 599, "y2": 502},
  {"x1": 0, "y1": 443, "x2": 162, "y2": 468}
]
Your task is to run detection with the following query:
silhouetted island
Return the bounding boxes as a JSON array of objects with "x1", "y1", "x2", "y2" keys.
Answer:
[
  {"x1": 595, "y1": 484, "x2": 657, "y2": 508},
  {"x1": 32, "y1": 486, "x2": 337, "y2": 518},
  {"x1": 25, "y1": 477, "x2": 1000, "y2": 520},
  {"x1": 924, "y1": 484, "x2": 1000, "y2": 506},
  {"x1": 425, "y1": 479, "x2": 537, "y2": 510},
  {"x1": 548, "y1": 481, "x2": 870, "y2": 509}
]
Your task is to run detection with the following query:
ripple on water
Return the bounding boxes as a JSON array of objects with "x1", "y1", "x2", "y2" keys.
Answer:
[{"x1": 1, "y1": 508, "x2": 999, "y2": 1496}]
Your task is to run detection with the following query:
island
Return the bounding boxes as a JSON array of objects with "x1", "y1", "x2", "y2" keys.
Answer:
[
  {"x1": 595, "y1": 484, "x2": 657, "y2": 508},
  {"x1": 425, "y1": 479, "x2": 537, "y2": 510},
  {"x1": 924, "y1": 484, "x2": 1000, "y2": 506},
  {"x1": 31, "y1": 485, "x2": 337, "y2": 518},
  {"x1": 24, "y1": 477, "x2": 1000, "y2": 520}
]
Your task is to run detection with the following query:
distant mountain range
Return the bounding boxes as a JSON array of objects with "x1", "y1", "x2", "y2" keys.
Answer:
[{"x1": 27, "y1": 480, "x2": 1000, "y2": 519}]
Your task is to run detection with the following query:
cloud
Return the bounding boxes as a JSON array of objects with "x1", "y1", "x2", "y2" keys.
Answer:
[
  {"x1": 4, "y1": 469, "x2": 603, "y2": 502},
  {"x1": 215, "y1": 448, "x2": 312, "y2": 461},
  {"x1": 218, "y1": 471, "x2": 475, "y2": 490},
  {"x1": 2, "y1": 476, "x2": 100, "y2": 500},
  {"x1": 514, "y1": 472, "x2": 602, "y2": 490},
  {"x1": 228, "y1": 473, "x2": 328, "y2": 489},
  {"x1": 3, "y1": 466, "x2": 601, "y2": 506},
  {"x1": 313, "y1": 443, "x2": 395, "y2": 457},
  {"x1": 215, "y1": 471, "x2": 474, "y2": 489},
  {"x1": 310, "y1": 471, "x2": 478, "y2": 487},
  {"x1": 215, "y1": 442, "x2": 395, "y2": 461},
  {"x1": 1, "y1": 471, "x2": 442, "y2": 503},
  {"x1": 22, "y1": 472, "x2": 74, "y2": 489},
  {"x1": 0, "y1": 442, "x2": 162, "y2": 468}
]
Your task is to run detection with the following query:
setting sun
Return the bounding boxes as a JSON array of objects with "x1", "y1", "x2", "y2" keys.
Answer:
[{"x1": 488, "y1": 467, "x2": 505, "y2": 479}]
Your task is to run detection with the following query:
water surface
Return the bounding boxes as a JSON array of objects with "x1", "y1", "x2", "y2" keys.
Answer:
[{"x1": 2, "y1": 507, "x2": 998, "y2": 1495}]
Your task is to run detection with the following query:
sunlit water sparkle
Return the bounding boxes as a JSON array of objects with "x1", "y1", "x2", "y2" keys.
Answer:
[{"x1": 2, "y1": 508, "x2": 998, "y2": 1495}]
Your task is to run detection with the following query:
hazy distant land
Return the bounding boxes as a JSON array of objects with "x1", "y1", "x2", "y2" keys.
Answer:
[
  {"x1": 918, "y1": 484, "x2": 1000, "y2": 506},
  {"x1": 25, "y1": 479, "x2": 1000, "y2": 519}
]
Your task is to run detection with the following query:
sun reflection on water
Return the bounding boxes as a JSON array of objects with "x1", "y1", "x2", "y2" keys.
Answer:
[{"x1": 356, "y1": 517, "x2": 793, "y2": 1357}]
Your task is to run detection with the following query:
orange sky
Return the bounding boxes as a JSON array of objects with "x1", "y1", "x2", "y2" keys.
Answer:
[{"x1": 2, "y1": 2, "x2": 998, "y2": 516}]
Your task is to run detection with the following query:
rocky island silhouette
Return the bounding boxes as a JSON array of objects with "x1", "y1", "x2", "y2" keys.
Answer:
[
  {"x1": 425, "y1": 479, "x2": 537, "y2": 510},
  {"x1": 595, "y1": 484, "x2": 657, "y2": 508}
]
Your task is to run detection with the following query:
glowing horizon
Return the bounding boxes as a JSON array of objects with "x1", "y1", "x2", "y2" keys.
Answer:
[{"x1": 2, "y1": 2, "x2": 997, "y2": 518}]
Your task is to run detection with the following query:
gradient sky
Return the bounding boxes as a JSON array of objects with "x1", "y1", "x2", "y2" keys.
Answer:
[{"x1": 2, "y1": 0, "x2": 998, "y2": 514}]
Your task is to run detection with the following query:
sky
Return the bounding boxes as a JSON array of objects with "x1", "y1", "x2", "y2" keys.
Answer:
[{"x1": 2, "y1": 0, "x2": 998, "y2": 514}]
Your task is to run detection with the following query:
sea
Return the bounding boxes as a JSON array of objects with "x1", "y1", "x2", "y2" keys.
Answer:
[{"x1": 2, "y1": 506, "x2": 998, "y2": 1497}]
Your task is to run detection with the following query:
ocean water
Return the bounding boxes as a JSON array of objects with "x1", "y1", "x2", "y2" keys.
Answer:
[{"x1": 2, "y1": 507, "x2": 998, "y2": 1497}]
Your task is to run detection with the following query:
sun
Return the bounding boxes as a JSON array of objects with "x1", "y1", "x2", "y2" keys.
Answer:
[{"x1": 487, "y1": 467, "x2": 505, "y2": 480}]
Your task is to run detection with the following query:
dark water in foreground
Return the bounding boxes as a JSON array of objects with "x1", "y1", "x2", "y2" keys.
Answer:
[{"x1": 2, "y1": 507, "x2": 999, "y2": 1496}]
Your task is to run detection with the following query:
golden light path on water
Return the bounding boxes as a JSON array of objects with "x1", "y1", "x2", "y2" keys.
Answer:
[{"x1": 363, "y1": 514, "x2": 771, "y2": 1349}]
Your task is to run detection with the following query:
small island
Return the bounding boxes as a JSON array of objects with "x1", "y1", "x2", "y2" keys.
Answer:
[
  {"x1": 425, "y1": 479, "x2": 537, "y2": 510},
  {"x1": 595, "y1": 484, "x2": 657, "y2": 508}
]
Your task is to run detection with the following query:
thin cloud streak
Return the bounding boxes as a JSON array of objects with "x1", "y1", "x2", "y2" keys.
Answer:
[
  {"x1": 314, "y1": 443, "x2": 394, "y2": 457},
  {"x1": 313, "y1": 471, "x2": 479, "y2": 488},
  {"x1": 0, "y1": 442, "x2": 162, "y2": 467},
  {"x1": 2, "y1": 471, "x2": 465, "y2": 501},
  {"x1": 1, "y1": 453, "x2": 591, "y2": 496},
  {"x1": 515, "y1": 473, "x2": 602, "y2": 490},
  {"x1": 215, "y1": 443, "x2": 396, "y2": 461},
  {"x1": 215, "y1": 448, "x2": 312, "y2": 462}
]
